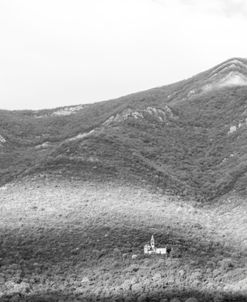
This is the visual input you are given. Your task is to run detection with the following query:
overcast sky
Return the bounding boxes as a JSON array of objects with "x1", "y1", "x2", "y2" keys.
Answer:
[{"x1": 1, "y1": 0, "x2": 247, "y2": 110}]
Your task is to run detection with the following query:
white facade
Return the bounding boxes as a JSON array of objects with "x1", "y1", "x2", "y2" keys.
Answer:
[
  {"x1": 155, "y1": 248, "x2": 167, "y2": 255},
  {"x1": 144, "y1": 235, "x2": 167, "y2": 255}
]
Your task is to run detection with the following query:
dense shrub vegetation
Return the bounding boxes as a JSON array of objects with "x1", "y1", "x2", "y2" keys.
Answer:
[{"x1": 1, "y1": 61, "x2": 247, "y2": 201}]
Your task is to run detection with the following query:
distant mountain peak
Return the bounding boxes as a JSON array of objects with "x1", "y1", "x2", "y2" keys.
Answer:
[
  {"x1": 210, "y1": 58, "x2": 247, "y2": 77},
  {"x1": 201, "y1": 57, "x2": 247, "y2": 92},
  {"x1": 214, "y1": 57, "x2": 247, "y2": 70}
]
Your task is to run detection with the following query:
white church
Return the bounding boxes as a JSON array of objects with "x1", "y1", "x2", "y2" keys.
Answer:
[{"x1": 144, "y1": 235, "x2": 168, "y2": 255}]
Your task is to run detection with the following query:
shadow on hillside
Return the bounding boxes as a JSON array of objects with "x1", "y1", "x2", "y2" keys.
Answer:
[
  {"x1": 1, "y1": 226, "x2": 247, "y2": 301},
  {"x1": 0, "y1": 224, "x2": 241, "y2": 268},
  {"x1": 1, "y1": 288, "x2": 247, "y2": 302}
]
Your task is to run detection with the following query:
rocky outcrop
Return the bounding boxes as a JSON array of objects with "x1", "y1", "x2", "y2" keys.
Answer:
[
  {"x1": 183, "y1": 58, "x2": 247, "y2": 100},
  {"x1": 68, "y1": 129, "x2": 95, "y2": 141},
  {"x1": 34, "y1": 105, "x2": 86, "y2": 118},
  {"x1": 202, "y1": 58, "x2": 247, "y2": 92},
  {"x1": 227, "y1": 117, "x2": 247, "y2": 135},
  {"x1": 0, "y1": 135, "x2": 6, "y2": 146},
  {"x1": 103, "y1": 105, "x2": 177, "y2": 126},
  {"x1": 51, "y1": 105, "x2": 85, "y2": 116}
]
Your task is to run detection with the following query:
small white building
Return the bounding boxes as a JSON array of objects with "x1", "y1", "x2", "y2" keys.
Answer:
[{"x1": 144, "y1": 235, "x2": 167, "y2": 255}]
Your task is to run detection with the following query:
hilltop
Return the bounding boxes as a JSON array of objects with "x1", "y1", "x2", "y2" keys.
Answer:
[{"x1": 1, "y1": 58, "x2": 247, "y2": 201}]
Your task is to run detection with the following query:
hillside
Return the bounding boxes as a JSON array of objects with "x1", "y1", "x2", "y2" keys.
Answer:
[
  {"x1": 2, "y1": 58, "x2": 247, "y2": 301},
  {"x1": 1, "y1": 58, "x2": 247, "y2": 201},
  {"x1": 1, "y1": 179, "x2": 247, "y2": 301}
]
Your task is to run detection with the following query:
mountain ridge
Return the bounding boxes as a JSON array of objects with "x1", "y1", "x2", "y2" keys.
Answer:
[{"x1": 1, "y1": 57, "x2": 247, "y2": 201}]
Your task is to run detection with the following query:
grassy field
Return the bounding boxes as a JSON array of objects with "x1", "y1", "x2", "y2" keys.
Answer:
[{"x1": 1, "y1": 177, "x2": 247, "y2": 301}]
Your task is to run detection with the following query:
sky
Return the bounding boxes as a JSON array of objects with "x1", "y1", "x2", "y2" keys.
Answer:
[{"x1": 1, "y1": 0, "x2": 247, "y2": 110}]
